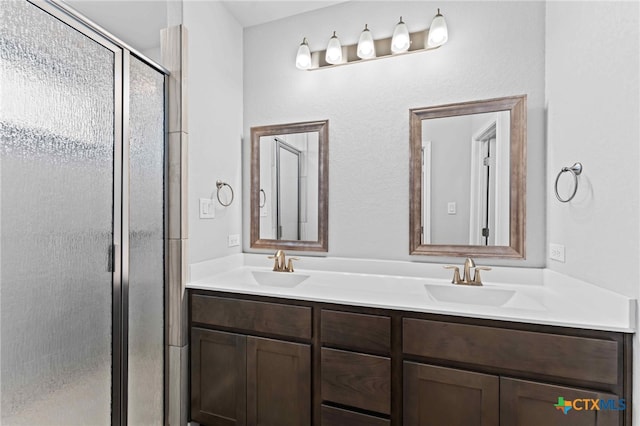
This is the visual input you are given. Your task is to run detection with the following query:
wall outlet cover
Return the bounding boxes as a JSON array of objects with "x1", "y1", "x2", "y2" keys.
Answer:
[
  {"x1": 228, "y1": 234, "x2": 240, "y2": 247},
  {"x1": 549, "y1": 243, "x2": 565, "y2": 262}
]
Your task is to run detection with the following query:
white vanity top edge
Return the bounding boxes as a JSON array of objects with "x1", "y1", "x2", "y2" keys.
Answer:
[{"x1": 187, "y1": 254, "x2": 636, "y2": 333}]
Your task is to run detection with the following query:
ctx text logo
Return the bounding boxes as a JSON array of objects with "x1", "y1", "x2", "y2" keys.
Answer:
[{"x1": 554, "y1": 397, "x2": 626, "y2": 414}]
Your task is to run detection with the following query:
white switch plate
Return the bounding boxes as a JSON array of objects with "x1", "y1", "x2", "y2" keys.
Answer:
[
  {"x1": 550, "y1": 243, "x2": 565, "y2": 262},
  {"x1": 199, "y1": 198, "x2": 215, "y2": 219},
  {"x1": 447, "y1": 202, "x2": 457, "y2": 215},
  {"x1": 228, "y1": 234, "x2": 240, "y2": 247}
]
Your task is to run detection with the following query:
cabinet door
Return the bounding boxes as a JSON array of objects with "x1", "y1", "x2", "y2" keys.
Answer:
[
  {"x1": 501, "y1": 378, "x2": 620, "y2": 426},
  {"x1": 247, "y1": 336, "x2": 311, "y2": 426},
  {"x1": 191, "y1": 328, "x2": 246, "y2": 426},
  {"x1": 403, "y1": 362, "x2": 499, "y2": 426}
]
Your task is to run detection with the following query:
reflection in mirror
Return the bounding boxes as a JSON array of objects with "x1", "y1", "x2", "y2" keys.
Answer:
[
  {"x1": 251, "y1": 120, "x2": 328, "y2": 251},
  {"x1": 422, "y1": 111, "x2": 510, "y2": 246},
  {"x1": 259, "y1": 133, "x2": 319, "y2": 241},
  {"x1": 410, "y1": 95, "x2": 526, "y2": 258}
]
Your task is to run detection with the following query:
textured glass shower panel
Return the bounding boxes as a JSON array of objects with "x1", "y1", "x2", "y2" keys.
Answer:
[
  {"x1": 0, "y1": 1, "x2": 114, "y2": 424},
  {"x1": 128, "y1": 56, "x2": 165, "y2": 425}
]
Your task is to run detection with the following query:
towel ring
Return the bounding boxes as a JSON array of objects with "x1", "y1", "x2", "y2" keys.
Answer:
[
  {"x1": 216, "y1": 180, "x2": 234, "y2": 207},
  {"x1": 259, "y1": 189, "x2": 266, "y2": 208},
  {"x1": 554, "y1": 162, "x2": 583, "y2": 203}
]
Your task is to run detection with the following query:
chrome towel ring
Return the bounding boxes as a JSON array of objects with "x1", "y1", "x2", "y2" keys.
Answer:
[
  {"x1": 216, "y1": 180, "x2": 234, "y2": 207},
  {"x1": 259, "y1": 189, "x2": 266, "y2": 208},
  {"x1": 554, "y1": 162, "x2": 583, "y2": 203}
]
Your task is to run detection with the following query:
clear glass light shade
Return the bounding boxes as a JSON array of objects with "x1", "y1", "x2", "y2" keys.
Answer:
[
  {"x1": 325, "y1": 31, "x2": 342, "y2": 64},
  {"x1": 295, "y1": 38, "x2": 311, "y2": 70},
  {"x1": 357, "y1": 25, "x2": 376, "y2": 59},
  {"x1": 391, "y1": 17, "x2": 410, "y2": 54},
  {"x1": 427, "y1": 10, "x2": 448, "y2": 47}
]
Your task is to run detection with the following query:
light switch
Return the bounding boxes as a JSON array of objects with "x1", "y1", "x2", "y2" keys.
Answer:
[
  {"x1": 447, "y1": 202, "x2": 457, "y2": 215},
  {"x1": 199, "y1": 198, "x2": 215, "y2": 219}
]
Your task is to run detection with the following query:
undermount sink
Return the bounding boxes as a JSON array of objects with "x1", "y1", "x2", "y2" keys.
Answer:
[
  {"x1": 425, "y1": 284, "x2": 516, "y2": 307},
  {"x1": 251, "y1": 270, "x2": 310, "y2": 288}
]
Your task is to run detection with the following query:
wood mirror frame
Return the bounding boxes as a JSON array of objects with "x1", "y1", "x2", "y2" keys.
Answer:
[
  {"x1": 250, "y1": 120, "x2": 329, "y2": 251},
  {"x1": 409, "y1": 95, "x2": 526, "y2": 258}
]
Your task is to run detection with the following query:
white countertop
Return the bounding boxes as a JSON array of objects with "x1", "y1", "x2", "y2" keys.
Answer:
[{"x1": 188, "y1": 254, "x2": 636, "y2": 333}]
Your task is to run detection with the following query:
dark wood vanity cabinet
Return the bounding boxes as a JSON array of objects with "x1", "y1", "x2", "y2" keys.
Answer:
[
  {"x1": 501, "y1": 378, "x2": 619, "y2": 426},
  {"x1": 189, "y1": 290, "x2": 632, "y2": 426},
  {"x1": 190, "y1": 293, "x2": 312, "y2": 426},
  {"x1": 320, "y1": 310, "x2": 392, "y2": 425},
  {"x1": 403, "y1": 318, "x2": 626, "y2": 426},
  {"x1": 403, "y1": 362, "x2": 499, "y2": 426}
]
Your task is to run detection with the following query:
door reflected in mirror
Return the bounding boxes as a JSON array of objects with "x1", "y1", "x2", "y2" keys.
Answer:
[
  {"x1": 410, "y1": 95, "x2": 526, "y2": 258},
  {"x1": 259, "y1": 133, "x2": 319, "y2": 241},
  {"x1": 251, "y1": 120, "x2": 328, "y2": 251},
  {"x1": 422, "y1": 111, "x2": 510, "y2": 246}
]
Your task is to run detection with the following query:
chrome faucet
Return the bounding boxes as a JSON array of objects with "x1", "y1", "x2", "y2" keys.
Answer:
[
  {"x1": 268, "y1": 250, "x2": 298, "y2": 272},
  {"x1": 444, "y1": 257, "x2": 491, "y2": 285}
]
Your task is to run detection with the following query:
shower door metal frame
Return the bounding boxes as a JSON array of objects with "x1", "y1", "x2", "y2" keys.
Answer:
[{"x1": 24, "y1": 2, "x2": 169, "y2": 425}]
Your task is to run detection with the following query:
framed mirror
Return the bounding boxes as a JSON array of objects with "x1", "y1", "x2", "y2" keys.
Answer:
[
  {"x1": 250, "y1": 120, "x2": 329, "y2": 251},
  {"x1": 409, "y1": 95, "x2": 526, "y2": 258}
]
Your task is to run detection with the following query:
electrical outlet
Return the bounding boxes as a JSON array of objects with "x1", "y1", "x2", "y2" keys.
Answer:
[
  {"x1": 199, "y1": 198, "x2": 215, "y2": 219},
  {"x1": 228, "y1": 234, "x2": 240, "y2": 247},
  {"x1": 549, "y1": 243, "x2": 565, "y2": 262}
]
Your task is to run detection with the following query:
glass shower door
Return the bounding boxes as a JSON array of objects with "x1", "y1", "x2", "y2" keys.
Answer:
[
  {"x1": 128, "y1": 55, "x2": 165, "y2": 425},
  {"x1": 0, "y1": 1, "x2": 117, "y2": 424}
]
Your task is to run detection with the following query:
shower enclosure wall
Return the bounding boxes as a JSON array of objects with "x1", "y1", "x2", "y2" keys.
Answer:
[{"x1": 0, "y1": 1, "x2": 167, "y2": 424}]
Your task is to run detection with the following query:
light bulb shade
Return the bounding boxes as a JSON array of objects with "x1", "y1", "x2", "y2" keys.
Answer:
[
  {"x1": 391, "y1": 18, "x2": 410, "y2": 54},
  {"x1": 357, "y1": 26, "x2": 376, "y2": 59},
  {"x1": 296, "y1": 38, "x2": 311, "y2": 70},
  {"x1": 427, "y1": 11, "x2": 448, "y2": 47},
  {"x1": 325, "y1": 32, "x2": 342, "y2": 64}
]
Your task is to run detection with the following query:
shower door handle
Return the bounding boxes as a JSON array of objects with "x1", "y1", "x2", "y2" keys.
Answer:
[{"x1": 107, "y1": 244, "x2": 118, "y2": 272}]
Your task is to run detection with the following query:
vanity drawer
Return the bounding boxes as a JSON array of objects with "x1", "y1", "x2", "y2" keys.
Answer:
[
  {"x1": 321, "y1": 348, "x2": 391, "y2": 415},
  {"x1": 321, "y1": 405, "x2": 390, "y2": 426},
  {"x1": 321, "y1": 310, "x2": 391, "y2": 354},
  {"x1": 403, "y1": 318, "x2": 619, "y2": 386},
  {"x1": 191, "y1": 294, "x2": 312, "y2": 340}
]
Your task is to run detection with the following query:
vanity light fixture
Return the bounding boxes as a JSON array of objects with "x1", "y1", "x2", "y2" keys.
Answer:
[
  {"x1": 325, "y1": 31, "x2": 342, "y2": 64},
  {"x1": 356, "y1": 24, "x2": 376, "y2": 59},
  {"x1": 295, "y1": 37, "x2": 311, "y2": 70},
  {"x1": 391, "y1": 16, "x2": 410, "y2": 53},
  {"x1": 296, "y1": 8, "x2": 448, "y2": 70},
  {"x1": 427, "y1": 8, "x2": 448, "y2": 47}
]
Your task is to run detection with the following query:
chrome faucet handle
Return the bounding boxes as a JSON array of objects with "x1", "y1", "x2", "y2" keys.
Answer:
[
  {"x1": 444, "y1": 266, "x2": 462, "y2": 284},
  {"x1": 286, "y1": 257, "x2": 299, "y2": 272},
  {"x1": 473, "y1": 266, "x2": 492, "y2": 285}
]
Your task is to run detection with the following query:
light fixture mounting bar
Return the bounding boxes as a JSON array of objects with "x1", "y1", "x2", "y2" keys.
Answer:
[{"x1": 308, "y1": 29, "x2": 438, "y2": 70}]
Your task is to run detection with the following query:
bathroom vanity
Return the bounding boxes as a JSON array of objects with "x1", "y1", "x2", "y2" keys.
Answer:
[{"x1": 187, "y1": 257, "x2": 634, "y2": 426}]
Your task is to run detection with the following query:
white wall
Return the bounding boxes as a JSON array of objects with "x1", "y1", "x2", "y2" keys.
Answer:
[
  {"x1": 545, "y1": 2, "x2": 639, "y2": 297},
  {"x1": 243, "y1": 1, "x2": 546, "y2": 266},
  {"x1": 184, "y1": 1, "x2": 244, "y2": 263},
  {"x1": 545, "y1": 2, "x2": 639, "y2": 422},
  {"x1": 424, "y1": 115, "x2": 473, "y2": 245}
]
